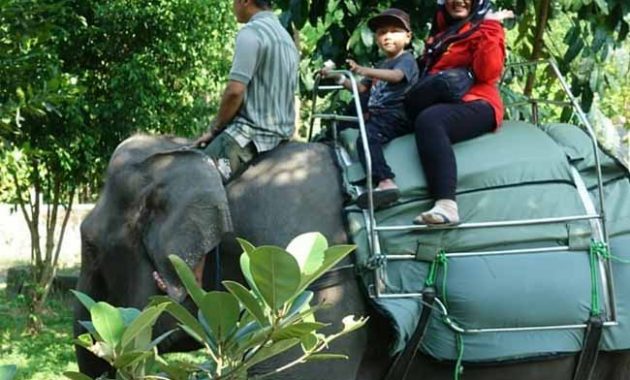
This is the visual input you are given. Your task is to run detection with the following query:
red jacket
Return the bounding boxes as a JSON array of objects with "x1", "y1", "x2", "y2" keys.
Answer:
[{"x1": 428, "y1": 21, "x2": 505, "y2": 128}]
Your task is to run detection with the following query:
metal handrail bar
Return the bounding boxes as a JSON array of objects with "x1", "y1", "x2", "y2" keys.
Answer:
[
  {"x1": 375, "y1": 214, "x2": 600, "y2": 232},
  {"x1": 309, "y1": 71, "x2": 380, "y2": 290},
  {"x1": 547, "y1": 58, "x2": 609, "y2": 242},
  {"x1": 317, "y1": 85, "x2": 345, "y2": 91},
  {"x1": 312, "y1": 114, "x2": 359, "y2": 122},
  {"x1": 503, "y1": 59, "x2": 609, "y2": 242},
  {"x1": 506, "y1": 99, "x2": 573, "y2": 107},
  {"x1": 387, "y1": 246, "x2": 571, "y2": 260},
  {"x1": 376, "y1": 293, "x2": 618, "y2": 333}
]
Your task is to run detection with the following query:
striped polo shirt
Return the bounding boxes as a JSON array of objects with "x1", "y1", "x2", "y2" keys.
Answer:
[{"x1": 225, "y1": 11, "x2": 299, "y2": 152}]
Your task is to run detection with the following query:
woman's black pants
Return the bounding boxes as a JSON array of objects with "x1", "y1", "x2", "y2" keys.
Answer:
[{"x1": 413, "y1": 101, "x2": 496, "y2": 200}]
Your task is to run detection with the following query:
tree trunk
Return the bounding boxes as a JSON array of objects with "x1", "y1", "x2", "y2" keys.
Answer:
[{"x1": 524, "y1": 0, "x2": 551, "y2": 97}]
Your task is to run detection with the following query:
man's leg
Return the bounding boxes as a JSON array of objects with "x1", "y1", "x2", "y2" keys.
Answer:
[{"x1": 203, "y1": 132, "x2": 256, "y2": 180}]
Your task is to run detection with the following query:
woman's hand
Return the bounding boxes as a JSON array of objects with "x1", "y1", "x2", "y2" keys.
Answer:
[
  {"x1": 484, "y1": 9, "x2": 515, "y2": 23},
  {"x1": 346, "y1": 59, "x2": 365, "y2": 76}
]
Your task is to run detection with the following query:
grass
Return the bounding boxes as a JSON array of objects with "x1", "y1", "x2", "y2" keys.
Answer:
[{"x1": 0, "y1": 289, "x2": 78, "y2": 379}]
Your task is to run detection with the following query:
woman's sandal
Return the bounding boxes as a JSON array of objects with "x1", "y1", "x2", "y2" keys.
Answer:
[{"x1": 413, "y1": 211, "x2": 460, "y2": 226}]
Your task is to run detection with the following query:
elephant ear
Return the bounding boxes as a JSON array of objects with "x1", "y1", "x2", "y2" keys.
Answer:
[{"x1": 138, "y1": 150, "x2": 232, "y2": 301}]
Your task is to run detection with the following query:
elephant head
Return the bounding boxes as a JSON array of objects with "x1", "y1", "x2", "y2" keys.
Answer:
[{"x1": 75, "y1": 135, "x2": 232, "y2": 374}]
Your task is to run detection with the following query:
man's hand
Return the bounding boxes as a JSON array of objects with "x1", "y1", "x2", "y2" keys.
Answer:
[
  {"x1": 194, "y1": 127, "x2": 216, "y2": 148},
  {"x1": 484, "y1": 9, "x2": 515, "y2": 23}
]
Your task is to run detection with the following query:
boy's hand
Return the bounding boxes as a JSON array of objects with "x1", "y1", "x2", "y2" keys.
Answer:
[
  {"x1": 320, "y1": 59, "x2": 336, "y2": 77},
  {"x1": 484, "y1": 9, "x2": 515, "y2": 23},
  {"x1": 346, "y1": 59, "x2": 365, "y2": 76}
]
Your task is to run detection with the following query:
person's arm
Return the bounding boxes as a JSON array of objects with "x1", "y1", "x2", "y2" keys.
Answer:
[
  {"x1": 195, "y1": 28, "x2": 260, "y2": 147},
  {"x1": 320, "y1": 64, "x2": 369, "y2": 93},
  {"x1": 470, "y1": 10, "x2": 514, "y2": 83},
  {"x1": 211, "y1": 81, "x2": 247, "y2": 130},
  {"x1": 347, "y1": 59, "x2": 405, "y2": 84}
]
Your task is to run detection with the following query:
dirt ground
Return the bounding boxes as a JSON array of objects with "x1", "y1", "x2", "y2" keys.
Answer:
[{"x1": 0, "y1": 203, "x2": 92, "y2": 285}]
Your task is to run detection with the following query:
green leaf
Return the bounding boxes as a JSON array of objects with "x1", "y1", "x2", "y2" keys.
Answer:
[
  {"x1": 158, "y1": 298, "x2": 206, "y2": 343},
  {"x1": 305, "y1": 353, "x2": 348, "y2": 361},
  {"x1": 147, "y1": 328, "x2": 178, "y2": 350},
  {"x1": 236, "y1": 237, "x2": 255, "y2": 254},
  {"x1": 286, "y1": 232, "x2": 327, "y2": 276},
  {"x1": 250, "y1": 246, "x2": 301, "y2": 310},
  {"x1": 564, "y1": 38, "x2": 585, "y2": 65},
  {"x1": 121, "y1": 303, "x2": 168, "y2": 348},
  {"x1": 113, "y1": 351, "x2": 152, "y2": 368},
  {"x1": 593, "y1": 0, "x2": 609, "y2": 15},
  {"x1": 245, "y1": 338, "x2": 301, "y2": 369},
  {"x1": 119, "y1": 308, "x2": 141, "y2": 327},
  {"x1": 239, "y1": 252, "x2": 262, "y2": 298},
  {"x1": 155, "y1": 357, "x2": 190, "y2": 380},
  {"x1": 199, "y1": 291, "x2": 240, "y2": 341},
  {"x1": 286, "y1": 290, "x2": 313, "y2": 319},
  {"x1": 71, "y1": 290, "x2": 96, "y2": 312},
  {"x1": 0, "y1": 365, "x2": 17, "y2": 380},
  {"x1": 272, "y1": 322, "x2": 328, "y2": 340},
  {"x1": 301, "y1": 332, "x2": 319, "y2": 352},
  {"x1": 63, "y1": 371, "x2": 92, "y2": 380},
  {"x1": 91, "y1": 302, "x2": 125, "y2": 347},
  {"x1": 73, "y1": 333, "x2": 94, "y2": 349},
  {"x1": 169, "y1": 254, "x2": 206, "y2": 307},
  {"x1": 296, "y1": 245, "x2": 355, "y2": 295},
  {"x1": 223, "y1": 280, "x2": 268, "y2": 325}
]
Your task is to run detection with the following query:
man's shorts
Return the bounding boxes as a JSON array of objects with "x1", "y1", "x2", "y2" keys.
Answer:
[{"x1": 202, "y1": 132, "x2": 256, "y2": 180}]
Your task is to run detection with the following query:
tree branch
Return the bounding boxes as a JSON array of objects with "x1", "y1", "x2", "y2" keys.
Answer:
[{"x1": 524, "y1": 0, "x2": 551, "y2": 96}]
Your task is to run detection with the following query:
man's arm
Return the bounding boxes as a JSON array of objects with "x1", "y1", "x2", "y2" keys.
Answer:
[
  {"x1": 194, "y1": 81, "x2": 247, "y2": 147},
  {"x1": 195, "y1": 26, "x2": 260, "y2": 147}
]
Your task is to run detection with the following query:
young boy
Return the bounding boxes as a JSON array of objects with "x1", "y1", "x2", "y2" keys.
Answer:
[{"x1": 327, "y1": 8, "x2": 419, "y2": 210}]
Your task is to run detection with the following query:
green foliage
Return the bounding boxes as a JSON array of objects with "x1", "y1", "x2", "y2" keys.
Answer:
[
  {"x1": 69, "y1": 290, "x2": 172, "y2": 380},
  {"x1": 71, "y1": 232, "x2": 365, "y2": 379},
  {"x1": 0, "y1": 0, "x2": 237, "y2": 329},
  {"x1": 0, "y1": 290, "x2": 77, "y2": 380},
  {"x1": 161, "y1": 232, "x2": 364, "y2": 379}
]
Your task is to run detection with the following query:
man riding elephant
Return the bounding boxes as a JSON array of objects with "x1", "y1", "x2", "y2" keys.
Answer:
[{"x1": 194, "y1": 0, "x2": 299, "y2": 179}]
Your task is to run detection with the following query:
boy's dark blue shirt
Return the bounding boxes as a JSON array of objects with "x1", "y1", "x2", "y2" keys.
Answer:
[{"x1": 361, "y1": 50, "x2": 418, "y2": 120}]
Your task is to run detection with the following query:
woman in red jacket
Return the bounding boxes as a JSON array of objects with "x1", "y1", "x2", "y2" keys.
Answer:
[{"x1": 410, "y1": 0, "x2": 514, "y2": 225}]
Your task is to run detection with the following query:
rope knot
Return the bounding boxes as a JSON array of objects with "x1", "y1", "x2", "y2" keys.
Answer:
[{"x1": 590, "y1": 240, "x2": 610, "y2": 260}]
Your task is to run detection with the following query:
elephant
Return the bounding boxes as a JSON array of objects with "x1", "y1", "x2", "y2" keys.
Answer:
[{"x1": 75, "y1": 134, "x2": 630, "y2": 379}]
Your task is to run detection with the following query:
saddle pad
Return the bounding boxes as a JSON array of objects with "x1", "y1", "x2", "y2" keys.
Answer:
[{"x1": 338, "y1": 120, "x2": 630, "y2": 362}]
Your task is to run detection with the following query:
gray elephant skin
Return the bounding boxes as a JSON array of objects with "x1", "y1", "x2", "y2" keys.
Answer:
[{"x1": 75, "y1": 135, "x2": 630, "y2": 379}]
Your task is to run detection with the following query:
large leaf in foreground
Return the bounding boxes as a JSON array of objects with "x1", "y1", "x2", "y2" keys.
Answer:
[
  {"x1": 199, "y1": 291, "x2": 240, "y2": 342},
  {"x1": 250, "y1": 246, "x2": 301, "y2": 311},
  {"x1": 223, "y1": 280, "x2": 267, "y2": 325},
  {"x1": 286, "y1": 232, "x2": 327, "y2": 275},
  {"x1": 169, "y1": 255, "x2": 206, "y2": 307},
  {"x1": 295, "y1": 245, "x2": 356, "y2": 296},
  {"x1": 91, "y1": 302, "x2": 125, "y2": 347}
]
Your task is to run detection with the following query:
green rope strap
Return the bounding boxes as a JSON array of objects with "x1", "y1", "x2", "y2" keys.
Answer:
[
  {"x1": 589, "y1": 240, "x2": 611, "y2": 317},
  {"x1": 424, "y1": 250, "x2": 464, "y2": 380},
  {"x1": 424, "y1": 249, "x2": 447, "y2": 287},
  {"x1": 454, "y1": 333, "x2": 465, "y2": 380},
  {"x1": 595, "y1": 241, "x2": 630, "y2": 264}
]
